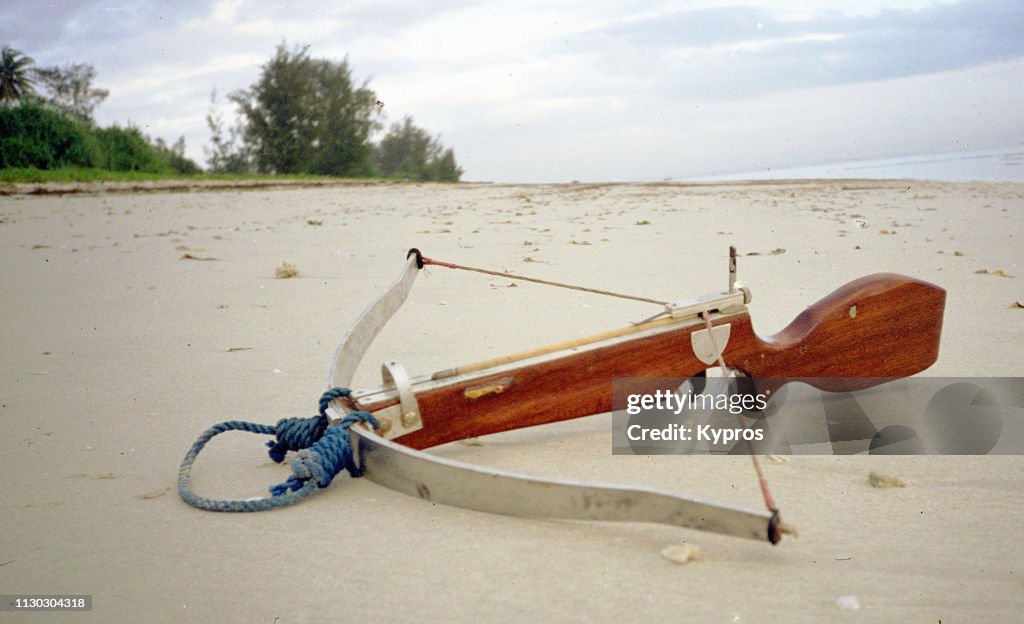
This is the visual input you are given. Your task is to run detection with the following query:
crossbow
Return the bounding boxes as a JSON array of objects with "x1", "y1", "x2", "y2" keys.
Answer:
[{"x1": 180, "y1": 248, "x2": 946, "y2": 545}]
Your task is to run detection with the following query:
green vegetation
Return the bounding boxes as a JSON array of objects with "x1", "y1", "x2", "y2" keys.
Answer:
[
  {"x1": 1, "y1": 44, "x2": 202, "y2": 179},
  {"x1": 375, "y1": 116, "x2": 463, "y2": 182},
  {"x1": 0, "y1": 166, "x2": 192, "y2": 184},
  {"x1": 2, "y1": 43, "x2": 463, "y2": 184},
  {"x1": 210, "y1": 43, "x2": 463, "y2": 181},
  {"x1": 1, "y1": 103, "x2": 201, "y2": 175},
  {"x1": 0, "y1": 103, "x2": 99, "y2": 169},
  {"x1": 225, "y1": 44, "x2": 377, "y2": 176},
  {"x1": 0, "y1": 166, "x2": 344, "y2": 185},
  {"x1": 1, "y1": 46, "x2": 36, "y2": 103}
]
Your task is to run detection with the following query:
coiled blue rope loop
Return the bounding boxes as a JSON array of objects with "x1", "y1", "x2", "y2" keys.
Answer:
[{"x1": 178, "y1": 387, "x2": 379, "y2": 512}]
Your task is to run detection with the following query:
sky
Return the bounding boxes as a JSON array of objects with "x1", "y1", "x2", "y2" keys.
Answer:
[{"x1": 3, "y1": 0, "x2": 1023, "y2": 182}]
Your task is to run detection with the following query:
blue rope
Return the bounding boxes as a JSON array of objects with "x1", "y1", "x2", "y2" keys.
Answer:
[
  {"x1": 178, "y1": 388, "x2": 379, "y2": 512},
  {"x1": 264, "y1": 387, "x2": 352, "y2": 462}
]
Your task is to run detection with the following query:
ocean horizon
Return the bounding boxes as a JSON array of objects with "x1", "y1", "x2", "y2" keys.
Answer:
[{"x1": 692, "y1": 145, "x2": 1024, "y2": 184}]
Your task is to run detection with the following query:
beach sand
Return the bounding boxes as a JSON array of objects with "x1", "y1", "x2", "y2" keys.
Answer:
[{"x1": 1, "y1": 179, "x2": 1022, "y2": 622}]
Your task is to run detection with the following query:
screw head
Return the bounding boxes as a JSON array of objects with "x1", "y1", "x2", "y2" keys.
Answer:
[{"x1": 401, "y1": 411, "x2": 420, "y2": 428}]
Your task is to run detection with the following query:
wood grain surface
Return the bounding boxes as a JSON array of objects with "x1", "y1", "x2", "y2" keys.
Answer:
[{"x1": 358, "y1": 273, "x2": 945, "y2": 449}]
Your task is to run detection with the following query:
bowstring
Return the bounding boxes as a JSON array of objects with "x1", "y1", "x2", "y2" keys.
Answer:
[
  {"x1": 418, "y1": 252, "x2": 780, "y2": 520},
  {"x1": 700, "y1": 311, "x2": 778, "y2": 513},
  {"x1": 419, "y1": 255, "x2": 668, "y2": 306}
]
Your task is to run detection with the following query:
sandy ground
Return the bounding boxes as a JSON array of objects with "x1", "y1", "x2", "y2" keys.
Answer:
[{"x1": 1, "y1": 179, "x2": 1022, "y2": 622}]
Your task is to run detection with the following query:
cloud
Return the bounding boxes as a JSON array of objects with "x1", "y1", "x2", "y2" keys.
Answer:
[{"x1": 574, "y1": 0, "x2": 1024, "y2": 101}]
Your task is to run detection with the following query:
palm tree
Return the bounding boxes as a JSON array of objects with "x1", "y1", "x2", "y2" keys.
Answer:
[{"x1": 0, "y1": 45, "x2": 36, "y2": 103}]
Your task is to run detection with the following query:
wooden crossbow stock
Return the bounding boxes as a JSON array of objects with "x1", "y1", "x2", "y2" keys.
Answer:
[{"x1": 324, "y1": 248, "x2": 945, "y2": 545}]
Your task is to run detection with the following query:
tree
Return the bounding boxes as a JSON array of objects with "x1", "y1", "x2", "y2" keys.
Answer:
[
  {"x1": 32, "y1": 63, "x2": 109, "y2": 122},
  {"x1": 2, "y1": 47, "x2": 109, "y2": 122},
  {"x1": 374, "y1": 116, "x2": 431, "y2": 178},
  {"x1": 430, "y1": 147, "x2": 463, "y2": 182},
  {"x1": 0, "y1": 45, "x2": 36, "y2": 103},
  {"x1": 151, "y1": 134, "x2": 201, "y2": 174},
  {"x1": 205, "y1": 89, "x2": 251, "y2": 173},
  {"x1": 374, "y1": 116, "x2": 463, "y2": 182},
  {"x1": 229, "y1": 44, "x2": 379, "y2": 176},
  {"x1": 305, "y1": 56, "x2": 380, "y2": 176}
]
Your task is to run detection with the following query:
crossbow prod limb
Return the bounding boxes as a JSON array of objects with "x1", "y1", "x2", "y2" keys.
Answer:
[
  {"x1": 179, "y1": 247, "x2": 945, "y2": 544},
  {"x1": 319, "y1": 248, "x2": 945, "y2": 544}
]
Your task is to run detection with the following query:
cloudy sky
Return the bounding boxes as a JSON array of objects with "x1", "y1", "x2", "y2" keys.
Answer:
[{"x1": 4, "y1": 0, "x2": 1022, "y2": 181}]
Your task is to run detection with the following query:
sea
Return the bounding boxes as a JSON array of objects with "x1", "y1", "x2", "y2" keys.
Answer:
[{"x1": 694, "y1": 145, "x2": 1024, "y2": 184}]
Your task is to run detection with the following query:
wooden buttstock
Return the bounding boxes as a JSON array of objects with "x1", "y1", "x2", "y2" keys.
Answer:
[
  {"x1": 368, "y1": 273, "x2": 944, "y2": 450},
  {"x1": 730, "y1": 273, "x2": 946, "y2": 393}
]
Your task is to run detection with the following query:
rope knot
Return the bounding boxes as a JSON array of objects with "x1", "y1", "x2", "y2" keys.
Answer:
[
  {"x1": 265, "y1": 415, "x2": 327, "y2": 463},
  {"x1": 265, "y1": 387, "x2": 353, "y2": 463},
  {"x1": 269, "y1": 411, "x2": 378, "y2": 495}
]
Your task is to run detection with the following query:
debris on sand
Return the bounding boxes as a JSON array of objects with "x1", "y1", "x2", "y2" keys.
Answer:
[
  {"x1": 974, "y1": 268, "x2": 1014, "y2": 278},
  {"x1": 869, "y1": 471, "x2": 906, "y2": 488},
  {"x1": 661, "y1": 543, "x2": 701, "y2": 564},
  {"x1": 275, "y1": 262, "x2": 299, "y2": 279}
]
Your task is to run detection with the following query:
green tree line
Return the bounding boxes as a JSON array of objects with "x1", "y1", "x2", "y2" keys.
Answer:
[
  {"x1": 2, "y1": 43, "x2": 463, "y2": 181},
  {"x1": 1, "y1": 45, "x2": 200, "y2": 174},
  {"x1": 208, "y1": 44, "x2": 463, "y2": 181}
]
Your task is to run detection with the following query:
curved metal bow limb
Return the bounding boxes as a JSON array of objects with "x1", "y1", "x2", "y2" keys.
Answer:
[
  {"x1": 348, "y1": 424, "x2": 781, "y2": 542},
  {"x1": 326, "y1": 249, "x2": 785, "y2": 544},
  {"x1": 326, "y1": 249, "x2": 423, "y2": 421}
]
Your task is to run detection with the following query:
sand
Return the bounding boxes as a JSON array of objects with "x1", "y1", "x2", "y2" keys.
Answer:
[{"x1": 1, "y1": 179, "x2": 1022, "y2": 622}]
